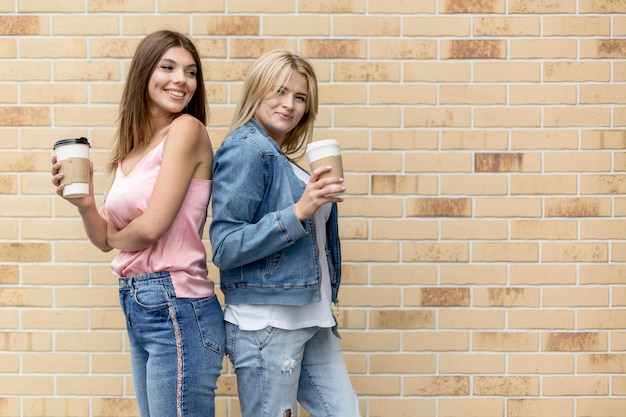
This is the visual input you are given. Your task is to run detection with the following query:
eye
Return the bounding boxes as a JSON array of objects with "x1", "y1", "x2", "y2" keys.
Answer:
[
  {"x1": 295, "y1": 95, "x2": 307, "y2": 102},
  {"x1": 161, "y1": 65, "x2": 173, "y2": 71},
  {"x1": 186, "y1": 70, "x2": 197, "y2": 77}
]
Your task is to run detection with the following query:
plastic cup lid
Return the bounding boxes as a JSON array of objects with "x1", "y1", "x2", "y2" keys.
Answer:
[{"x1": 54, "y1": 137, "x2": 90, "y2": 149}]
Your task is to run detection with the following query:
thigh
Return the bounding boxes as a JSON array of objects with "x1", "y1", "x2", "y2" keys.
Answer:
[
  {"x1": 129, "y1": 281, "x2": 224, "y2": 417},
  {"x1": 297, "y1": 328, "x2": 361, "y2": 417},
  {"x1": 227, "y1": 323, "x2": 312, "y2": 417}
]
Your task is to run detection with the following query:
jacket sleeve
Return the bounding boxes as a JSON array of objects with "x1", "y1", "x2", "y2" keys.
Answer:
[{"x1": 209, "y1": 138, "x2": 307, "y2": 270}]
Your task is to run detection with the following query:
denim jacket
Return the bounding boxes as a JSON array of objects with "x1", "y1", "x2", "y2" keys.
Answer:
[{"x1": 209, "y1": 119, "x2": 341, "y2": 306}]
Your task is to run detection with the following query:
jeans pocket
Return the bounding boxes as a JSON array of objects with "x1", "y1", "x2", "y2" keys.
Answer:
[
  {"x1": 134, "y1": 284, "x2": 171, "y2": 309},
  {"x1": 193, "y1": 296, "x2": 225, "y2": 353}
]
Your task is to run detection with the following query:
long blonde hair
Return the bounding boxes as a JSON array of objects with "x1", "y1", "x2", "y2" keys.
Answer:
[
  {"x1": 108, "y1": 30, "x2": 208, "y2": 173},
  {"x1": 228, "y1": 50, "x2": 318, "y2": 157}
]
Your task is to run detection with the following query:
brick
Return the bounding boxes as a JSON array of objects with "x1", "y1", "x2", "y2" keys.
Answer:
[
  {"x1": 577, "y1": 399, "x2": 626, "y2": 417},
  {"x1": 508, "y1": 399, "x2": 573, "y2": 417},
  {"x1": 511, "y1": 176, "x2": 578, "y2": 195},
  {"x1": 0, "y1": 15, "x2": 47, "y2": 35},
  {"x1": 298, "y1": 0, "x2": 365, "y2": 13},
  {"x1": 335, "y1": 106, "x2": 401, "y2": 126},
  {"x1": 22, "y1": 353, "x2": 89, "y2": 373},
  {"x1": 473, "y1": 287, "x2": 539, "y2": 307},
  {"x1": 22, "y1": 309, "x2": 88, "y2": 330},
  {"x1": 474, "y1": 376, "x2": 539, "y2": 396},
  {"x1": 475, "y1": 62, "x2": 541, "y2": 81},
  {"x1": 508, "y1": 310, "x2": 574, "y2": 329},
  {"x1": 405, "y1": 376, "x2": 469, "y2": 396},
  {"x1": 505, "y1": 267, "x2": 562, "y2": 294},
  {"x1": 408, "y1": 288, "x2": 470, "y2": 307},
  {"x1": 18, "y1": 0, "x2": 84, "y2": 12},
  {"x1": 475, "y1": 153, "x2": 538, "y2": 172},
  {"x1": 55, "y1": 331, "x2": 123, "y2": 352},
  {"x1": 403, "y1": 243, "x2": 469, "y2": 262},
  {"x1": 543, "y1": 16, "x2": 610, "y2": 36},
  {"x1": 352, "y1": 376, "x2": 400, "y2": 395},
  {"x1": 52, "y1": 15, "x2": 119, "y2": 35},
  {"x1": 0, "y1": 332, "x2": 51, "y2": 351},
  {"x1": 439, "y1": 310, "x2": 505, "y2": 329},
  {"x1": 0, "y1": 242, "x2": 50, "y2": 262},
  {"x1": 369, "y1": 0, "x2": 434, "y2": 13},
  {"x1": 370, "y1": 265, "x2": 437, "y2": 285},
  {"x1": 441, "y1": 175, "x2": 508, "y2": 195},
  {"x1": 440, "y1": 265, "x2": 507, "y2": 285},
  {"x1": 508, "y1": 354, "x2": 574, "y2": 374},
  {"x1": 369, "y1": 399, "x2": 435, "y2": 417},
  {"x1": 543, "y1": 332, "x2": 607, "y2": 352},
  {"x1": 441, "y1": 130, "x2": 508, "y2": 150},
  {"x1": 340, "y1": 287, "x2": 401, "y2": 307},
  {"x1": 92, "y1": 398, "x2": 139, "y2": 417},
  {"x1": 339, "y1": 197, "x2": 403, "y2": 217},
  {"x1": 301, "y1": 40, "x2": 366, "y2": 59},
  {"x1": 405, "y1": 153, "x2": 472, "y2": 173},
  {"x1": 510, "y1": 84, "x2": 577, "y2": 104},
  {"x1": 441, "y1": 220, "x2": 508, "y2": 240},
  {"x1": 370, "y1": 354, "x2": 436, "y2": 374},
  {"x1": 578, "y1": 354, "x2": 626, "y2": 372},
  {"x1": 510, "y1": 220, "x2": 577, "y2": 240},
  {"x1": 369, "y1": 310, "x2": 434, "y2": 329},
  {"x1": 513, "y1": 39, "x2": 578, "y2": 58},
  {"x1": 581, "y1": 220, "x2": 626, "y2": 239},
  {"x1": 511, "y1": 0, "x2": 576, "y2": 13},
  {"x1": 442, "y1": 40, "x2": 506, "y2": 59},
  {"x1": 340, "y1": 331, "x2": 400, "y2": 352},
  {"x1": 404, "y1": 17, "x2": 470, "y2": 36},
  {"x1": 474, "y1": 198, "x2": 541, "y2": 218},
  {"x1": 159, "y1": 0, "x2": 223, "y2": 12},
  {"x1": 439, "y1": 354, "x2": 505, "y2": 373},
  {"x1": 333, "y1": 62, "x2": 400, "y2": 82},
  {"x1": 21, "y1": 83, "x2": 87, "y2": 104},
  {"x1": 121, "y1": 15, "x2": 190, "y2": 35},
  {"x1": 371, "y1": 219, "x2": 437, "y2": 240},
  {"x1": 407, "y1": 198, "x2": 471, "y2": 217},
  {"x1": 546, "y1": 197, "x2": 611, "y2": 217},
  {"x1": 441, "y1": 0, "x2": 505, "y2": 14},
  {"x1": 403, "y1": 331, "x2": 469, "y2": 352},
  {"x1": 473, "y1": 332, "x2": 539, "y2": 351},
  {"x1": 22, "y1": 398, "x2": 89, "y2": 417},
  {"x1": 474, "y1": 107, "x2": 541, "y2": 127},
  {"x1": 580, "y1": 0, "x2": 626, "y2": 13},
  {"x1": 544, "y1": 61, "x2": 610, "y2": 81},
  {"x1": 405, "y1": 62, "x2": 471, "y2": 82},
  {"x1": 474, "y1": 17, "x2": 540, "y2": 36},
  {"x1": 370, "y1": 39, "x2": 437, "y2": 59},
  {"x1": 440, "y1": 85, "x2": 505, "y2": 105},
  {"x1": 333, "y1": 16, "x2": 400, "y2": 37},
  {"x1": 406, "y1": 107, "x2": 471, "y2": 127},
  {"x1": 263, "y1": 16, "x2": 329, "y2": 36},
  {"x1": 511, "y1": 129, "x2": 578, "y2": 150},
  {"x1": 580, "y1": 265, "x2": 626, "y2": 285},
  {"x1": 371, "y1": 175, "x2": 438, "y2": 195},
  {"x1": 371, "y1": 129, "x2": 437, "y2": 150},
  {"x1": 542, "y1": 242, "x2": 608, "y2": 262}
]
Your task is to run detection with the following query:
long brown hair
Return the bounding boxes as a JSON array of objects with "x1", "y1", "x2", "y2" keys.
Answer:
[
  {"x1": 108, "y1": 30, "x2": 208, "y2": 173},
  {"x1": 227, "y1": 50, "x2": 318, "y2": 158}
]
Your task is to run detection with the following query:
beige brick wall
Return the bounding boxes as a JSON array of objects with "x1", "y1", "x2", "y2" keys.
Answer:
[{"x1": 2, "y1": 0, "x2": 626, "y2": 416}]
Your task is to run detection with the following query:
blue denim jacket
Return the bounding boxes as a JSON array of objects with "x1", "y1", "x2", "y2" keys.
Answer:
[{"x1": 209, "y1": 119, "x2": 341, "y2": 306}]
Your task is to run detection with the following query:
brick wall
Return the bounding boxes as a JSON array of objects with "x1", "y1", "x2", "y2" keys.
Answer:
[{"x1": 2, "y1": 0, "x2": 626, "y2": 416}]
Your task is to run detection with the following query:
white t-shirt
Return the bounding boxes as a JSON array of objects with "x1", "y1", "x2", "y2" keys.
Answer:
[{"x1": 223, "y1": 162, "x2": 336, "y2": 330}]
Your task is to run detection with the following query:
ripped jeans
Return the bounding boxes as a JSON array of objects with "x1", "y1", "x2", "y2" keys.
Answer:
[
  {"x1": 225, "y1": 323, "x2": 361, "y2": 417},
  {"x1": 119, "y1": 272, "x2": 225, "y2": 417}
]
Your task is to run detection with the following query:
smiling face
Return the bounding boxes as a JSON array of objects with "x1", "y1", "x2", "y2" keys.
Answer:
[
  {"x1": 147, "y1": 46, "x2": 198, "y2": 118},
  {"x1": 253, "y1": 71, "x2": 308, "y2": 146}
]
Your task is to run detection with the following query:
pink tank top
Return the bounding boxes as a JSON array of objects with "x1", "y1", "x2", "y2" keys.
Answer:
[{"x1": 105, "y1": 140, "x2": 214, "y2": 298}]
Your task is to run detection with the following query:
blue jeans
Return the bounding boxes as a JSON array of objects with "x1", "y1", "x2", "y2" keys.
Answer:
[
  {"x1": 225, "y1": 323, "x2": 361, "y2": 417},
  {"x1": 119, "y1": 272, "x2": 225, "y2": 417}
]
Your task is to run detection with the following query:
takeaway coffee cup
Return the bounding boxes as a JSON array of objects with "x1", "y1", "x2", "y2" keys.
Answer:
[
  {"x1": 53, "y1": 137, "x2": 91, "y2": 198},
  {"x1": 306, "y1": 139, "x2": 345, "y2": 197}
]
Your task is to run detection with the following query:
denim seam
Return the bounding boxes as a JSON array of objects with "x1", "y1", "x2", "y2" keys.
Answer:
[{"x1": 169, "y1": 304, "x2": 184, "y2": 417}]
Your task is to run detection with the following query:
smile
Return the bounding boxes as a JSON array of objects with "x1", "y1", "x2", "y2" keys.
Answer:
[{"x1": 166, "y1": 89, "x2": 184, "y2": 97}]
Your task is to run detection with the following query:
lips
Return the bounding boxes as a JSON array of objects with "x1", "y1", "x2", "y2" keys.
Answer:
[{"x1": 165, "y1": 89, "x2": 185, "y2": 98}]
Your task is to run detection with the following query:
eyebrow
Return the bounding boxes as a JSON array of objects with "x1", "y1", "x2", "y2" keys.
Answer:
[
  {"x1": 160, "y1": 58, "x2": 197, "y2": 68},
  {"x1": 277, "y1": 85, "x2": 307, "y2": 96}
]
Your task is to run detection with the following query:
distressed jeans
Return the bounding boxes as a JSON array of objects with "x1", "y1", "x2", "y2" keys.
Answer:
[
  {"x1": 225, "y1": 323, "x2": 361, "y2": 417},
  {"x1": 119, "y1": 272, "x2": 225, "y2": 417}
]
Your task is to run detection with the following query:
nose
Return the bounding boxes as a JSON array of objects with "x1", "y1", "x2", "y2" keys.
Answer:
[
  {"x1": 172, "y1": 69, "x2": 185, "y2": 84},
  {"x1": 281, "y1": 94, "x2": 294, "y2": 109}
]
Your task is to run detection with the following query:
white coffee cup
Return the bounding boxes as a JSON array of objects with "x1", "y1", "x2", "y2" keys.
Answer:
[
  {"x1": 306, "y1": 139, "x2": 345, "y2": 197},
  {"x1": 53, "y1": 137, "x2": 91, "y2": 198}
]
